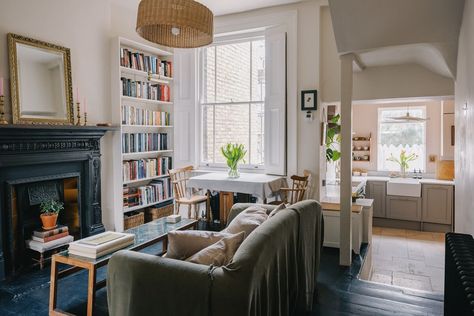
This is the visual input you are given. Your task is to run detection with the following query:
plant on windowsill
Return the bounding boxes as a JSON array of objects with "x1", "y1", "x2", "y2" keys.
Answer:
[
  {"x1": 221, "y1": 143, "x2": 247, "y2": 178},
  {"x1": 387, "y1": 150, "x2": 418, "y2": 178},
  {"x1": 40, "y1": 199, "x2": 64, "y2": 230}
]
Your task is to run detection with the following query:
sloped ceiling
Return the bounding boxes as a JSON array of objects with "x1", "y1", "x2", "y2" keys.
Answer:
[{"x1": 328, "y1": 0, "x2": 465, "y2": 78}]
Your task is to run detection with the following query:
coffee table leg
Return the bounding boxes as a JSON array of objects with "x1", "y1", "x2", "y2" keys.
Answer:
[
  {"x1": 87, "y1": 265, "x2": 96, "y2": 316},
  {"x1": 49, "y1": 256, "x2": 58, "y2": 314}
]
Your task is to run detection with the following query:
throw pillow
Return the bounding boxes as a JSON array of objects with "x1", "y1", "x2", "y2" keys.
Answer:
[
  {"x1": 268, "y1": 203, "x2": 286, "y2": 217},
  {"x1": 167, "y1": 230, "x2": 231, "y2": 260},
  {"x1": 186, "y1": 231, "x2": 245, "y2": 266},
  {"x1": 222, "y1": 205, "x2": 268, "y2": 238}
]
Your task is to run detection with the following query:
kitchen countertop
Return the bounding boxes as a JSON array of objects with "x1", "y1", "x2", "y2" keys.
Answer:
[
  {"x1": 321, "y1": 184, "x2": 374, "y2": 212},
  {"x1": 352, "y1": 175, "x2": 454, "y2": 186}
]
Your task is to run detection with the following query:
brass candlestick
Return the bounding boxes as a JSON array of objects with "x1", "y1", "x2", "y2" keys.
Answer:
[
  {"x1": 83, "y1": 112, "x2": 88, "y2": 126},
  {"x1": 0, "y1": 96, "x2": 8, "y2": 125},
  {"x1": 75, "y1": 102, "x2": 81, "y2": 126}
]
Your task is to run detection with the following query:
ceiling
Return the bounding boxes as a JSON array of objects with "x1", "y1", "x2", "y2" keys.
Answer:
[
  {"x1": 114, "y1": 0, "x2": 302, "y2": 16},
  {"x1": 328, "y1": 0, "x2": 465, "y2": 78}
]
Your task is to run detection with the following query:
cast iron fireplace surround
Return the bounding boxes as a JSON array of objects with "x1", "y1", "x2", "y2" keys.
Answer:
[{"x1": 0, "y1": 125, "x2": 113, "y2": 279}]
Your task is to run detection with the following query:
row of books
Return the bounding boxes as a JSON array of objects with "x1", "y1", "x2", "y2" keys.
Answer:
[
  {"x1": 25, "y1": 225, "x2": 74, "y2": 253},
  {"x1": 68, "y1": 231, "x2": 135, "y2": 259},
  {"x1": 122, "y1": 133, "x2": 168, "y2": 153},
  {"x1": 123, "y1": 178, "x2": 172, "y2": 208},
  {"x1": 121, "y1": 78, "x2": 171, "y2": 102},
  {"x1": 122, "y1": 105, "x2": 171, "y2": 126},
  {"x1": 120, "y1": 48, "x2": 173, "y2": 77},
  {"x1": 123, "y1": 156, "x2": 172, "y2": 182}
]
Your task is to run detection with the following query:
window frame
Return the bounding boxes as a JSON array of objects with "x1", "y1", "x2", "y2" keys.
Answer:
[
  {"x1": 376, "y1": 106, "x2": 427, "y2": 172},
  {"x1": 197, "y1": 34, "x2": 266, "y2": 171}
]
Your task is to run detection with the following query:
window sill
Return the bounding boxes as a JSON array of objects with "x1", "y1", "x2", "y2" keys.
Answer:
[{"x1": 195, "y1": 165, "x2": 266, "y2": 174}]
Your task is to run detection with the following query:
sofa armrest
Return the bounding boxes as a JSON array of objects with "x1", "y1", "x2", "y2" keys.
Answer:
[
  {"x1": 107, "y1": 250, "x2": 212, "y2": 316},
  {"x1": 227, "y1": 203, "x2": 277, "y2": 225}
]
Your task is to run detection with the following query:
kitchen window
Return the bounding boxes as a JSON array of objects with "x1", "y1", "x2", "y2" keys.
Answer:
[
  {"x1": 199, "y1": 38, "x2": 266, "y2": 168},
  {"x1": 377, "y1": 107, "x2": 427, "y2": 172}
]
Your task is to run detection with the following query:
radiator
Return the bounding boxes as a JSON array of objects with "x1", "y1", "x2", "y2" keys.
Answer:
[{"x1": 445, "y1": 232, "x2": 474, "y2": 315}]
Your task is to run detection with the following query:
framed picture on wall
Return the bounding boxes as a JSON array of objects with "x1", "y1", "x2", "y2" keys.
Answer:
[{"x1": 301, "y1": 90, "x2": 317, "y2": 111}]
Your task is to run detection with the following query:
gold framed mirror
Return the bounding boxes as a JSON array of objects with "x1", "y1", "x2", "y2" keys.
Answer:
[{"x1": 8, "y1": 33, "x2": 74, "y2": 125}]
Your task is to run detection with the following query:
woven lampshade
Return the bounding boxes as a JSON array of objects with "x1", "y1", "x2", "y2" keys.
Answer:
[{"x1": 136, "y1": 0, "x2": 213, "y2": 48}]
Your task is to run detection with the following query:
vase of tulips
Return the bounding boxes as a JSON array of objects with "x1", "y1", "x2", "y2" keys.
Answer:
[
  {"x1": 387, "y1": 150, "x2": 418, "y2": 178},
  {"x1": 221, "y1": 143, "x2": 247, "y2": 178}
]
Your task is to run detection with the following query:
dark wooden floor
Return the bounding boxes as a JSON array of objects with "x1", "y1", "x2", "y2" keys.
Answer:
[{"x1": 0, "y1": 227, "x2": 443, "y2": 315}]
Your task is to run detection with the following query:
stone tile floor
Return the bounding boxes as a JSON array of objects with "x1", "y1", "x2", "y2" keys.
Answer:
[{"x1": 369, "y1": 226, "x2": 445, "y2": 293}]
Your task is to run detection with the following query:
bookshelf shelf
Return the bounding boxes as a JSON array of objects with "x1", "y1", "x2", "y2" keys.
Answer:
[
  {"x1": 111, "y1": 36, "x2": 175, "y2": 232},
  {"x1": 123, "y1": 197, "x2": 174, "y2": 214},
  {"x1": 120, "y1": 66, "x2": 174, "y2": 83},
  {"x1": 121, "y1": 95, "x2": 173, "y2": 105},
  {"x1": 122, "y1": 150, "x2": 173, "y2": 160},
  {"x1": 123, "y1": 174, "x2": 170, "y2": 185}
]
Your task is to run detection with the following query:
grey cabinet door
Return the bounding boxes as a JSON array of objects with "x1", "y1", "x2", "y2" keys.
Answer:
[
  {"x1": 422, "y1": 184, "x2": 453, "y2": 224},
  {"x1": 386, "y1": 196, "x2": 422, "y2": 221},
  {"x1": 366, "y1": 181, "x2": 386, "y2": 218}
]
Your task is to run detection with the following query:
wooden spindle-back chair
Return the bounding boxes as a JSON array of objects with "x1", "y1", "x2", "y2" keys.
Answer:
[{"x1": 168, "y1": 166, "x2": 210, "y2": 220}]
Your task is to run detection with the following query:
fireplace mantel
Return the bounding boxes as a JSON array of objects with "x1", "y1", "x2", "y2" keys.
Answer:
[{"x1": 0, "y1": 124, "x2": 115, "y2": 279}]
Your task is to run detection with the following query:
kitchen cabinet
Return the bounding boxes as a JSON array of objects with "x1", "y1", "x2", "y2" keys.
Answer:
[
  {"x1": 366, "y1": 181, "x2": 386, "y2": 218},
  {"x1": 422, "y1": 184, "x2": 453, "y2": 225},
  {"x1": 386, "y1": 196, "x2": 422, "y2": 221}
]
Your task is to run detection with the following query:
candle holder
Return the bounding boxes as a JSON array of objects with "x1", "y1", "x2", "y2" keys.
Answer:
[
  {"x1": 75, "y1": 102, "x2": 81, "y2": 126},
  {"x1": 0, "y1": 96, "x2": 8, "y2": 125},
  {"x1": 83, "y1": 112, "x2": 88, "y2": 126}
]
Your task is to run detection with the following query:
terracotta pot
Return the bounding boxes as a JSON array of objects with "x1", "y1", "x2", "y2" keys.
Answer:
[{"x1": 40, "y1": 213, "x2": 58, "y2": 230}]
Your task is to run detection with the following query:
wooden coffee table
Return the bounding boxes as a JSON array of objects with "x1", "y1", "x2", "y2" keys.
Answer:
[{"x1": 49, "y1": 217, "x2": 198, "y2": 316}]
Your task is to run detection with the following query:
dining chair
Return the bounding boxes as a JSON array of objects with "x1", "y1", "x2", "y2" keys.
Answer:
[
  {"x1": 168, "y1": 166, "x2": 211, "y2": 220},
  {"x1": 270, "y1": 173, "x2": 310, "y2": 205}
]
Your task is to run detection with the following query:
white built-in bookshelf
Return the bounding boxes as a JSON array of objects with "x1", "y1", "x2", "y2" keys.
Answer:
[{"x1": 111, "y1": 37, "x2": 174, "y2": 232}]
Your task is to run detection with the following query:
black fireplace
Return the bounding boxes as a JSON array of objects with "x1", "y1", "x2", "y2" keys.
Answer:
[{"x1": 0, "y1": 125, "x2": 113, "y2": 279}]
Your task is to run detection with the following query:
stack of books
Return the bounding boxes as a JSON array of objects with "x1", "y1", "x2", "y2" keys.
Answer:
[
  {"x1": 120, "y1": 48, "x2": 172, "y2": 77},
  {"x1": 68, "y1": 231, "x2": 135, "y2": 259},
  {"x1": 122, "y1": 156, "x2": 172, "y2": 182},
  {"x1": 121, "y1": 105, "x2": 171, "y2": 126},
  {"x1": 120, "y1": 78, "x2": 171, "y2": 102},
  {"x1": 123, "y1": 178, "x2": 172, "y2": 209},
  {"x1": 121, "y1": 132, "x2": 168, "y2": 153},
  {"x1": 26, "y1": 225, "x2": 74, "y2": 252}
]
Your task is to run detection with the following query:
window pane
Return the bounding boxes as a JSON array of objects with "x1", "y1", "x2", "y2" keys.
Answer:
[
  {"x1": 203, "y1": 47, "x2": 215, "y2": 103},
  {"x1": 250, "y1": 103, "x2": 265, "y2": 165},
  {"x1": 252, "y1": 40, "x2": 265, "y2": 102},
  {"x1": 378, "y1": 108, "x2": 426, "y2": 172},
  {"x1": 213, "y1": 104, "x2": 250, "y2": 163},
  {"x1": 215, "y1": 42, "x2": 251, "y2": 103},
  {"x1": 201, "y1": 105, "x2": 214, "y2": 162}
]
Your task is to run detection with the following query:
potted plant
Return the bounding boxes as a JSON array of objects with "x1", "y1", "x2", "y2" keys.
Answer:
[
  {"x1": 387, "y1": 150, "x2": 418, "y2": 178},
  {"x1": 221, "y1": 143, "x2": 247, "y2": 178},
  {"x1": 39, "y1": 199, "x2": 64, "y2": 230}
]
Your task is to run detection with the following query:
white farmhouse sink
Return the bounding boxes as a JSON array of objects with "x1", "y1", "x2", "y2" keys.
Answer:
[{"x1": 387, "y1": 178, "x2": 421, "y2": 197}]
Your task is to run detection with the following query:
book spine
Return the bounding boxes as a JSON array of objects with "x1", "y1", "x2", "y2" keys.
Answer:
[
  {"x1": 33, "y1": 226, "x2": 69, "y2": 238},
  {"x1": 33, "y1": 231, "x2": 69, "y2": 243}
]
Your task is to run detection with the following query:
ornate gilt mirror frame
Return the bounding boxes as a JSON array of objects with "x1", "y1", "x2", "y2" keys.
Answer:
[{"x1": 8, "y1": 33, "x2": 74, "y2": 125}]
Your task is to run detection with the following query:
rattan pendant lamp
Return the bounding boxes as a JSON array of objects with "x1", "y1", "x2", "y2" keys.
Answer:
[{"x1": 136, "y1": 0, "x2": 214, "y2": 48}]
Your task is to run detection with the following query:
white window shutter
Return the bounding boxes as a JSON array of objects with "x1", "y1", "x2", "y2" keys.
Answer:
[
  {"x1": 264, "y1": 29, "x2": 287, "y2": 175},
  {"x1": 174, "y1": 49, "x2": 197, "y2": 168}
]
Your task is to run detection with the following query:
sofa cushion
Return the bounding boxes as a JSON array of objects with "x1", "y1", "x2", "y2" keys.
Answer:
[
  {"x1": 167, "y1": 230, "x2": 231, "y2": 260},
  {"x1": 186, "y1": 232, "x2": 245, "y2": 266},
  {"x1": 268, "y1": 203, "x2": 286, "y2": 217},
  {"x1": 222, "y1": 205, "x2": 268, "y2": 238}
]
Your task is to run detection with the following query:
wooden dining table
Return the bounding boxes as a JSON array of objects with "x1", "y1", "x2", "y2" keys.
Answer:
[{"x1": 187, "y1": 172, "x2": 287, "y2": 225}]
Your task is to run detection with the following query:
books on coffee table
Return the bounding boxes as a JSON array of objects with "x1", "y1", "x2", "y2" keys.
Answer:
[
  {"x1": 26, "y1": 235, "x2": 74, "y2": 253},
  {"x1": 68, "y1": 231, "x2": 135, "y2": 259}
]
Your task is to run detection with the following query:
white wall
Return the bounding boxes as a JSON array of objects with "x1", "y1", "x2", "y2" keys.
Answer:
[
  {"x1": 320, "y1": 6, "x2": 455, "y2": 103},
  {"x1": 352, "y1": 101, "x2": 443, "y2": 173},
  {"x1": 454, "y1": 0, "x2": 474, "y2": 235}
]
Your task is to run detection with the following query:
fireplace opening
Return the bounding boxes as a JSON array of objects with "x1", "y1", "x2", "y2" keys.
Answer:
[{"x1": 8, "y1": 176, "x2": 80, "y2": 274}]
